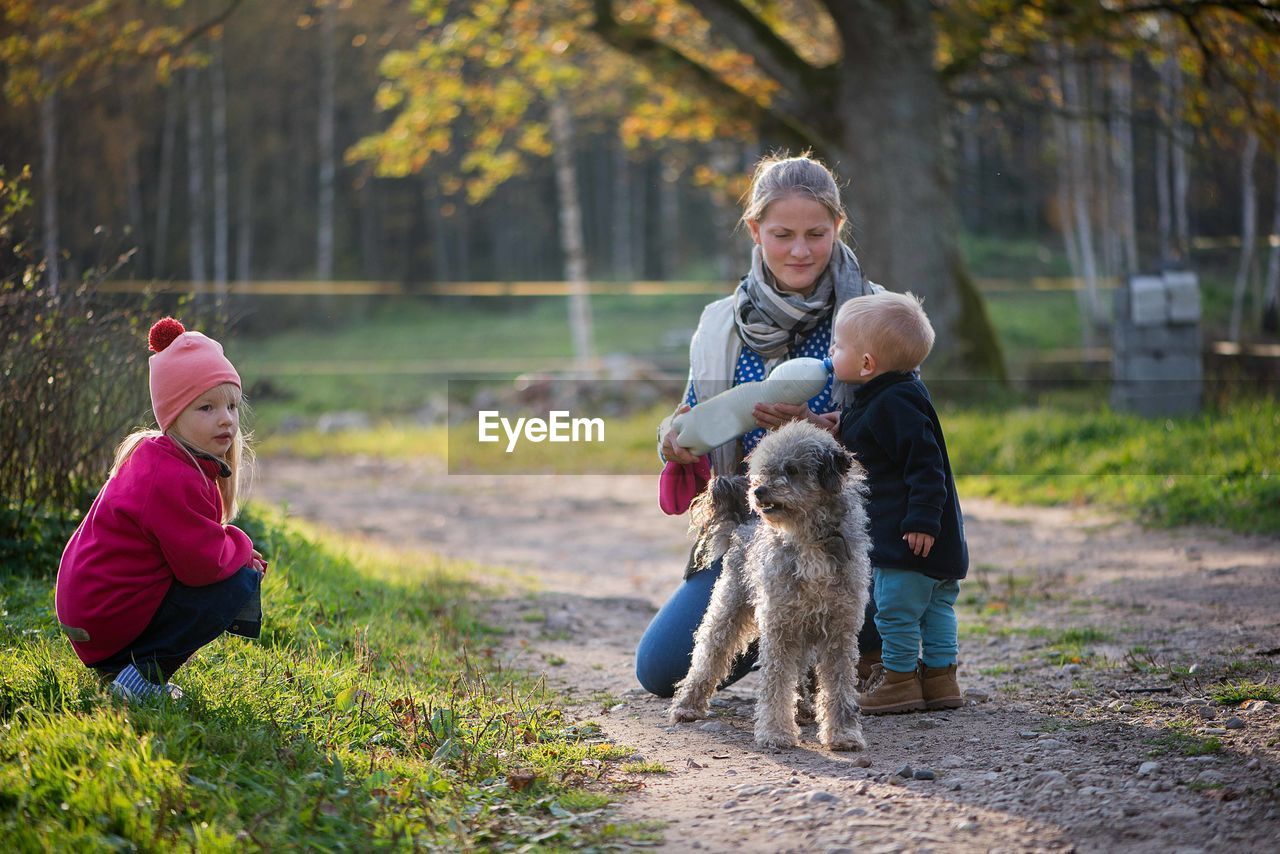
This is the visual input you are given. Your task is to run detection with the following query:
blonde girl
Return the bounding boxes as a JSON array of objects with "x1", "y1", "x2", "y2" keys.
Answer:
[{"x1": 56, "y1": 317, "x2": 266, "y2": 701}]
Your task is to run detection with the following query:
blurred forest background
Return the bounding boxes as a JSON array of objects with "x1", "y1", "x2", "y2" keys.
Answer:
[
  {"x1": 5, "y1": 2, "x2": 1279, "y2": 330},
  {"x1": 3, "y1": 1, "x2": 1280, "y2": 544}
]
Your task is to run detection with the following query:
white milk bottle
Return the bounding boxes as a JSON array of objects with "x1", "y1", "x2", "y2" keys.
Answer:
[{"x1": 668, "y1": 356, "x2": 833, "y2": 455}]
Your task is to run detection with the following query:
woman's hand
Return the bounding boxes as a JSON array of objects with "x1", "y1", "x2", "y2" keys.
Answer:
[
  {"x1": 661, "y1": 404, "x2": 701, "y2": 465},
  {"x1": 754, "y1": 401, "x2": 831, "y2": 432}
]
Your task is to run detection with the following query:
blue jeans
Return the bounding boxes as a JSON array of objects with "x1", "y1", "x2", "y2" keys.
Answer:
[
  {"x1": 873, "y1": 566, "x2": 959, "y2": 673},
  {"x1": 91, "y1": 566, "x2": 262, "y2": 683},
  {"x1": 635, "y1": 555, "x2": 881, "y2": 698}
]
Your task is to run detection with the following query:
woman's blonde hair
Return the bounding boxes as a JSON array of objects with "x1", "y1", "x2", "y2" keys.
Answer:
[
  {"x1": 835, "y1": 291, "x2": 935, "y2": 372},
  {"x1": 109, "y1": 382, "x2": 253, "y2": 523},
  {"x1": 740, "y1": 151, "x2": 847, "y2": 234}
]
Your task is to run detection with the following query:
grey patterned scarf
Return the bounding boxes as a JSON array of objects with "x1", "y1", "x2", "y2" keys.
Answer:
[{"x1": 733, "y1": 240, "x2": 877, "y2": 405}]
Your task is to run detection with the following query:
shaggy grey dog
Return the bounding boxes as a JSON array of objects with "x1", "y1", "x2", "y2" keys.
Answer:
[{"x1": 668, "y1": 420, "x2": 872, "y2": 751}]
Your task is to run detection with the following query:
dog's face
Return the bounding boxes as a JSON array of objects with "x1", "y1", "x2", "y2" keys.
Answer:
[{"x1": 747, "y1": 422, "x2": 854, "y2": 525}]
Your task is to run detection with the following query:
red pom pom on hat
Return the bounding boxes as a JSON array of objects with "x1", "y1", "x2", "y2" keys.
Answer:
[{"x1": 148, "y1": 317, "x2": 186, "y2": 353}]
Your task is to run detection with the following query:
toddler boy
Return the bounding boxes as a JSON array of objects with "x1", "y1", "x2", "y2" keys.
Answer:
[{"x1": 829, "y1": 291, "x2": 968, "y2": 713}]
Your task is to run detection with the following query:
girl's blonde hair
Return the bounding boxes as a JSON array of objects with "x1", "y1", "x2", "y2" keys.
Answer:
[
  {"x1": 835, "y1": 291, "x2": 935, "y2": 372},
  {"x1": 740, "y1": 151, "x2": 847, "y2": 234},
  {"x1": 110, "y1": 382, "x2": 253, "y2": 523}
]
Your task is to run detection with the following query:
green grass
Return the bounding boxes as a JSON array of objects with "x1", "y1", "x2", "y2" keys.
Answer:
[
  {"x1": 620, "y1": 761, "x2": 671, "y2": 774},
  {"x1": 262, "y1": 395, "x2": 1279, "y2": 532},
  {"x1": 947, "y1": 397, "x2": 1280, "y2": 533},
  {"x1": 1147, "y1": 724, "x2": 1223, "y2": 758},
  {"x1": 259, "y1": 403, "x2": 673, "y2": 474},
  {"x1": 1208, "y1": 679, "x2": 1280, "y2": 705},
  {"x1": 0, "y1": 508, "x2": 640, "y2": 849},
  {"x1": 228, "y1": 295, "x2": 707, "y2": 431}
]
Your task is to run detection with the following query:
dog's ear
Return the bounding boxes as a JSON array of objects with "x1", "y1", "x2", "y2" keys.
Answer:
[
  {"x1": 712, "y1": 474, "x2": 752, "y2": 523},
  {"x1": 819, "y1": 445, "x2": 854, "y2": 494}
]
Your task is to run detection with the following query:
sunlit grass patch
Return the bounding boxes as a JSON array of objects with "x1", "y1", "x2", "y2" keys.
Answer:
[
  {"x1": 0, "y1": 507, "x2": 637, "y2": 849},
  {"x1": 948, "y1": 398, "x2": 1280, "y2": 533},
  {"x1": 1147, "y1": 722, "x2": 1223, "y2": 757},
  {"x1": 1208, "y1": 679, "x2": 1280, "y2": 705}
]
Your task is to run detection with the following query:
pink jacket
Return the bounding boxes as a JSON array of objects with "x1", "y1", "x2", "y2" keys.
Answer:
[{"x1": 55, "y1": 435, "x2": 253, "y2": 665}]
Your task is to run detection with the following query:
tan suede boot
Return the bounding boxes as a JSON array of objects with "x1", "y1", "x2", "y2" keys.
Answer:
[
  {"x1": 857, "y1": 666, "x2": 925, "y2": 715},
  {"x1": 856, "y1": 650, "x2": 883, "y2": 693},
  {"x1": 920, "y1": 663, "x2": 963, "y2": 711}
]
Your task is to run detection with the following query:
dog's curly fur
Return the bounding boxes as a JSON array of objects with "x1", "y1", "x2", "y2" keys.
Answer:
[{"x1": 668, "y1": 420, "x2": 873, "y2": 751}]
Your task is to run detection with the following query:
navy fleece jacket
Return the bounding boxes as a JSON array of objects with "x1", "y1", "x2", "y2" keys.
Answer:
[{"x1": 836, "y1": 371, "x2": 968, "y2": 580}]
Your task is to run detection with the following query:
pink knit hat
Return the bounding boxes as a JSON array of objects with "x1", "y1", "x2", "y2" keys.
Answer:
[{"x1": 147, "y1": 317, "x2": 241, "y2": 431}]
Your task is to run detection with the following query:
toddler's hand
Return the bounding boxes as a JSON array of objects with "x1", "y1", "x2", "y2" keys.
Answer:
[
  {"x1": 251, "y1": 548, "x2": 268, "y2": 575},
  {"x1": 904, "y1": 532, "x2": 934, "y2": 557}
]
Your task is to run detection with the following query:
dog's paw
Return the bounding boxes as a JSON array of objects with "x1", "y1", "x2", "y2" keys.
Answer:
[
  {"x1": 794, "y1": 699, "x2": 816, "y2": 726},
  {"x1": 822, "y1": 727, "x2": 867, "y2": 752},
  {"x1": 754, "y1": 731, "x2": 797, "y2": 751},
  {"x1": 668, "y1": 705, "x2": 705, "y2": 724}
]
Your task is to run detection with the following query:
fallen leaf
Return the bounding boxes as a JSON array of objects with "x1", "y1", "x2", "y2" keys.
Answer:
[{"x1": 507, "y1": 771, "x2": 537, "y2": 792}]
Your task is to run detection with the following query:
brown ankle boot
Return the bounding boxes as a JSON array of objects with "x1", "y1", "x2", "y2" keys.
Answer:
[
  {"x1": 856, "y1": 650, "x2": 882, "y2": 692},
  {"x1": 857, "y1": 666, "x2": 924, "y2": 715},
  {"x1": 920, "y1": 663, "x2": 963, "y2": 710}
]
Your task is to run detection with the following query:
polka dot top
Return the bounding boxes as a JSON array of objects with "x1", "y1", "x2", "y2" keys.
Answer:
[{"x1": 684, "y1": 324, "x2": 836, "y2": 456}]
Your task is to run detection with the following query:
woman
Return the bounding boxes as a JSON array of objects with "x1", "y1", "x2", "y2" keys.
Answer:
[{"x1": 636, "y1": 153, "x2": 883, "y2": 697}]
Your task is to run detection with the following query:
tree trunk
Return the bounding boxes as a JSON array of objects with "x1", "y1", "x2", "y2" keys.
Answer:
[
  {"x1": 658, "y1": 151, "x2": 680, "y2": 279},
  {"x1": 1156, "y1": 53, "x2": 1175, "y2": 266},
  {"x1": 154, "y1": 84, "x2": 178, "y2": 279},
  {"x1": 612, "y1": 131, "x2": 633, "y2": 280},
  {"x1": 1108, "y1": 58, "x2": 1138, "y2": 275},
  {"x1": 359, "y1": 170, "x2": 383, "y2": 281},
  {"x1": 185, "y1": 67, "x2": 208, "y2": 288},
  {"x1": 1263, "y1": 152, "x2": 1280, "y2": 333},
  {"x1": 959, "y1": 105, "x2": 982, "y2": 232},
  {"x1": 1229, "y1": 131, "x2": 1259, "y2": 342},
  {"x1": 425, "y1": 179, "x2": 449, "y2": 282},
  {"x1": 1059, "y1": 57, "x2": 1101, "y2": 345},
  {"x1": 316, "y1": 0, "x2": 337, "y2": 280},
  {"x1": 549, "y1": 97, "x2": 595, "y2": 368},
  {"x1": 832, "y1": 0, "x2": 1003, "y2": 377},
  {"x1": 1171, "y1": 59, "x2": 1191, "y2": 259},
  {"x1": 211, "y1": 39, "x2": 231, "y2": 297},
  {"x1": 710, "y1": 140, "x2": 740, "y2": 280},
  {"x1": 1053, "y1": 108, "x2": 1082, "y2": 280},
  {"x1": 236, "y1": 153, "x2": 253, "y2": 282},
  {"x1": 39, "y1": 65, "x2": 60, "y2": 295}
]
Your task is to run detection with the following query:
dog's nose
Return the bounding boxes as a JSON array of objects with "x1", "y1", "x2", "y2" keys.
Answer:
[{"x1": 753, "y1": 486, "x2": 772, "y2": 504}]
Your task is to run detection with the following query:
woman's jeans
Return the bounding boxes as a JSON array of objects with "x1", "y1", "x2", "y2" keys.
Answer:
[
  {"x1": 635, "y1": 555, "x2": 881, "y2": 698},
  {"x1": 91, "y1": 565, "x2": 262, "y2": 683}
]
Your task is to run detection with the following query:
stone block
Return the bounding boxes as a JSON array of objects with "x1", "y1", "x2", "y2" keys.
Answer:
[
  {"x1": 1113, "y1": 324, "x2": 1201, "y2": 358},
  {"x1": 1110, "y1": 385, "x2": 1202, "y2": 418},
  {"x1": 1163, "y1": 271, "x2": 1202, "y2": 323},
  {"x1": 1130, "y1": 276, "x2": 1168, "y2": 327},
  {"x1": 1113, "y1": 353, "x2": 1201, "y2": 384}
]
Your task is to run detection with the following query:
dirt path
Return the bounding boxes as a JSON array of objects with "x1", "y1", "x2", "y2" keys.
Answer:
[{"x1": 258, "y1": 455, "x2": 1280, "y2": 852}]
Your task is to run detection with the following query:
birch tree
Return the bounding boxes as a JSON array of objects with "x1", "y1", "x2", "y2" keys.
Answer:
[
  {"x1": 1229, "y1": 131, "x2": 1259, "y2": 342},
  {"x1": 550, "y1": 97, "x2": 595, "y2": 365},
  {"x1": 1108, "y1": 58, "x2": 1138, "y2": 275},
  {"x1": 153, "y1": 86, "x2": 178, "y2": 278},
  {"x1": 316, "y1": 0, "x2": 337, "y2": 280},
  {"x1": 39, "y1": 64, "x2": 60, "y2": 295},
  {"x1": 211, "y1": 38, "x2": 231, "y2": 295},
  {"x1": 185, "y1": 66, "x2": 208, "y2": 287}
]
